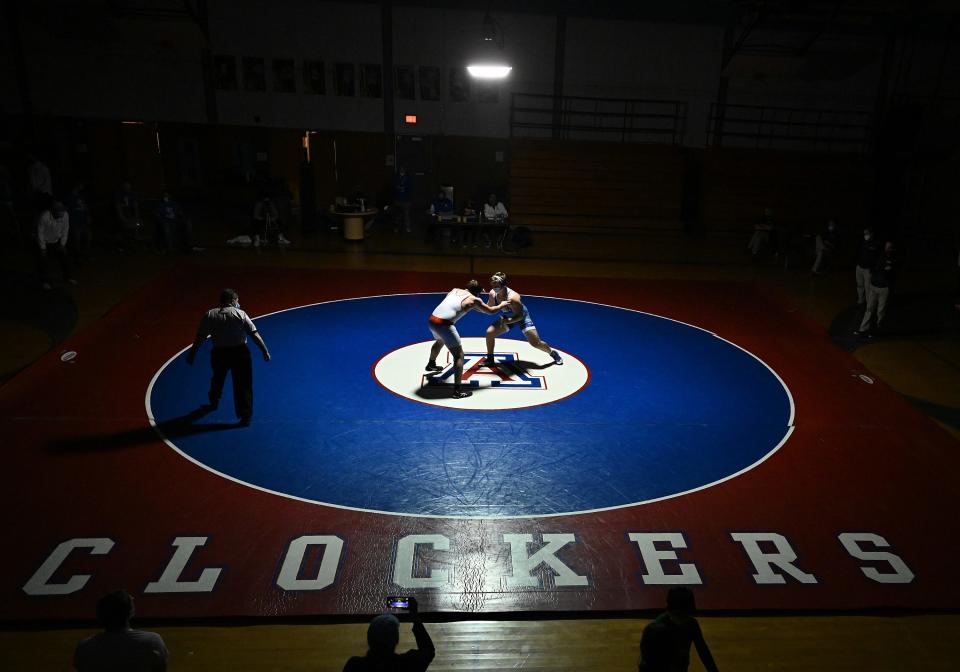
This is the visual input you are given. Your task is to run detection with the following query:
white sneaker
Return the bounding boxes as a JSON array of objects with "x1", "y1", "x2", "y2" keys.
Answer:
[{"x1": 278, "y1": 234, "x2": 291, "y2": 245}]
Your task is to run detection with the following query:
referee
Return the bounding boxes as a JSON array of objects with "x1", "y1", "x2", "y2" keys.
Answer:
[{"x1": 187, "y1": 288, "x2": 271, "y2": 425}]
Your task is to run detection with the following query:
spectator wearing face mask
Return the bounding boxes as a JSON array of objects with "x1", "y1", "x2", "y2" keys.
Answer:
[
  {"x1": 37, "y1": 200, "x2": 76, "y2": 290},
  {"x1": 855, "y1": 227, "x2": 881, "y2": 305},
  {"x1": 855, "y1": 241, "x2": 896, "y2": 338}
]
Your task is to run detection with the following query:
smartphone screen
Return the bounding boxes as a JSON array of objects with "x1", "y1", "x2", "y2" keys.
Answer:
[{"x1": 387, "y1": 596, "x2": 410, "y2": 609}]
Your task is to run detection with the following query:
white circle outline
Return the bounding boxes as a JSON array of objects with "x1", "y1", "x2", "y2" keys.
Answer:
[{"x1": 146, "y1": 292, "x2": 796, "y2": 520}]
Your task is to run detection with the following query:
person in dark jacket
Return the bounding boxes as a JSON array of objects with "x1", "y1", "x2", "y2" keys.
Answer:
[
  {"x1": 343, "y1": 596, "x2": 435, "y2": 672},
  {"x1": 637, "y1": 587, "x2": 719, "y2": 672},
  {"x1": 855, "y1": 241, "x2": 896, "y2": 338}
]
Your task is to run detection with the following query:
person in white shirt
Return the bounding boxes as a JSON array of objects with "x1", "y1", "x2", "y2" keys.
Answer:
[
  {"x1": 187, "y1": 289, "x2": 271, "y2": 425},
  {"x1": 483, "y1": 193, "x2": 508, "y2": 221},
  {"x1": 426, "y1": 280, "x2": 507, "y2": 398},
  {"x1": 37, "y1": 200, "x2": 75, "y2": 290},
  {"x1": 483, "y1": 193, "x2": 509, "y2": 250},
  {"x1": 73, "y1": 590, "x2": 168, "y2": 672}
]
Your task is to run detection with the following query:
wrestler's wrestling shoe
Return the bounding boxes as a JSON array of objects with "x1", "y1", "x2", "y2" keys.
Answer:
[
  {"x1": 479, "y1": 356, "x2": 497, "y2": 368},
  {"x1": 452, "y1": 388, "x2": 472, "y2": 399},
  {"x1": 425, "y1": 361, "x2": 443, "y2": 372},
  {"x1": 550, "y1": 350, "x2": 564, "y2": 365}
]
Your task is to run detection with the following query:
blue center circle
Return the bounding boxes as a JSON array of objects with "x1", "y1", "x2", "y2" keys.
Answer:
[{"x1": 148, "y1": 294, "x2": 793, "y2": 517}]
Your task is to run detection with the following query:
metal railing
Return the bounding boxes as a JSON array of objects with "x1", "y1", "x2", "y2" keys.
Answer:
[
  {"x1": 510, "y1": 93, "x2": 687, "y2": 145},
  {"x1": 708, "y1": 103, "x2": 872, "y2": 153}
]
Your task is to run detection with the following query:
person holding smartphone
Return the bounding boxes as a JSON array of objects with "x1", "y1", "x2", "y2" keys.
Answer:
[{"x1": 343, "y1": 596, "x2": 435, "y2": 671}]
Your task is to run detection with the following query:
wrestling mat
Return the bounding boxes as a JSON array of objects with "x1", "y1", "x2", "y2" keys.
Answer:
[{"x1": 1, "y1": 266, "x2": 956, "y2": 620}]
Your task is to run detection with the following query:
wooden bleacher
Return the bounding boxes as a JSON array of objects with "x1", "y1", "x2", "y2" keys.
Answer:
[
  {"x1": 508, "y1": 139, "x2": 685, "y2": 231},
  {"x1": 507, "y1": 138, "x2": 873, "y2": 237}
]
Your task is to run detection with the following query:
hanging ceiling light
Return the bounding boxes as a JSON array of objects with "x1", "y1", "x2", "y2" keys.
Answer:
[{"x1": 467, "y1": 10, "x2": 512, "y2": 79}]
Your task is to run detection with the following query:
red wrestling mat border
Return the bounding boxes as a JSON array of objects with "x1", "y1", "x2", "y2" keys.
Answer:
[{"x1": 1, "y1": 265, "x2": 957, "y2": 621}]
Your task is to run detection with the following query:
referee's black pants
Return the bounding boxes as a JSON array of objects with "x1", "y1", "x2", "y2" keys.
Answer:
[{"x1": 209, "y1": 345, "x2": 253, "y2": 421}]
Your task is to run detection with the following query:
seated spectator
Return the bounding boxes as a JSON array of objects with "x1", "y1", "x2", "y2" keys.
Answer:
[
  {"x1": 429, "y1": 189, "x2": 454, "y2": 218},
  {"x1": 73, "y1": 590, "x2": 168, "y2": 672},
  {"x1": 483, "y1": 193, "x2": 510, "y2": 250},
  {"x1": 426, "y1": 189, "x2": 455, "y2": 245},
  {"x1": 483, "y1": 192, "x2": 508, "y2": 222},
  {"x1": 343, "y1": 596, "x2": 435, "y2": 672},
  {"x1": 154, "y1": 190, "x2": 195, "y2": 253},
  {"x1": 252, "y1": 194, "x2": 291, "y2": 248},
  {"x1": 37, "y1": 200, "x2": 75, "y2": 290},
  {"x1": 637, "y1": 587, "x2": 719, "y2": 672}
]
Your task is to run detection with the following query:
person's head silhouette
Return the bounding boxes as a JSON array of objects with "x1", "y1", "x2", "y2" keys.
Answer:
[
  {"x1": 367, "y1": 613, "x2": 401, "y2": 654},
  {"x1": 96, "y1": 590, "x2": 134, "y2": 631},
  {"x1": 666, "y1": 586, "x2": 696, "y2": 622}
]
